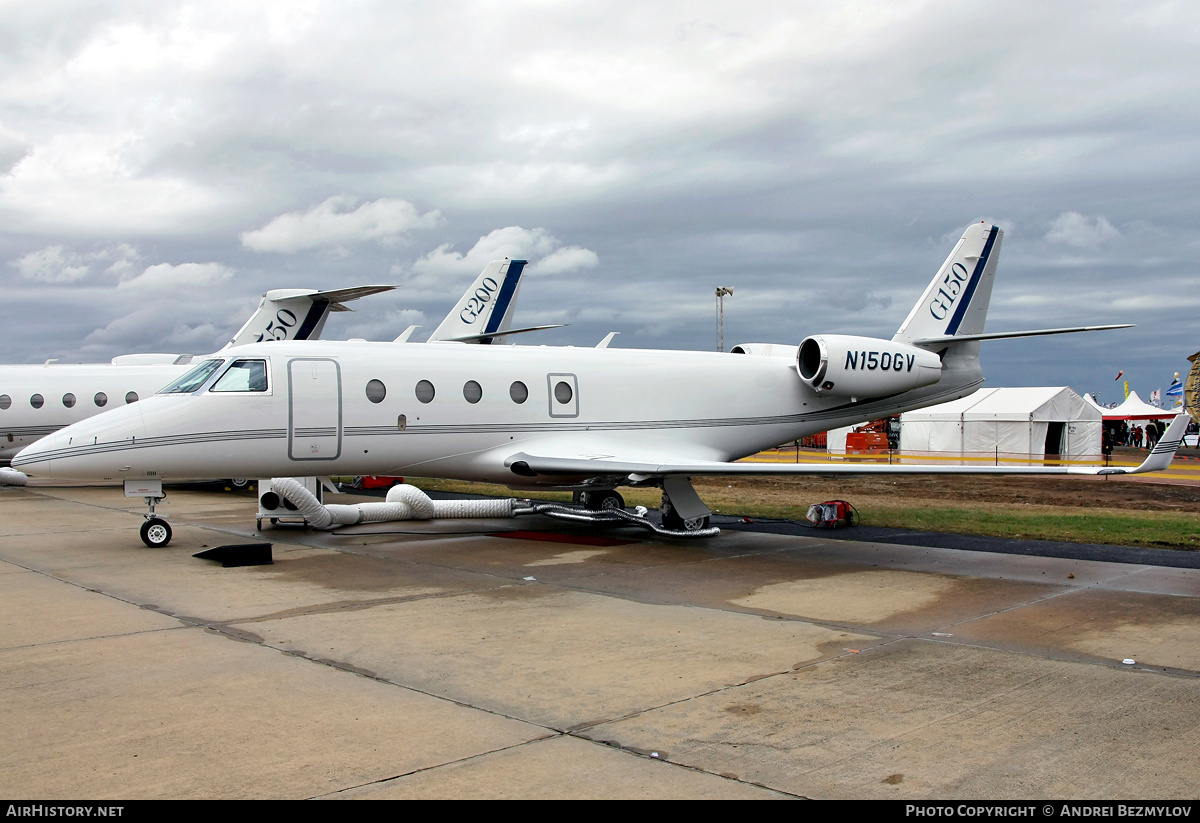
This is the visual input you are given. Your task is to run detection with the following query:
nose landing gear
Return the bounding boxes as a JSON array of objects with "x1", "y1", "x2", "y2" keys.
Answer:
[{"x1": 125, "y1": 480, "x2": 172, "y2": 547}]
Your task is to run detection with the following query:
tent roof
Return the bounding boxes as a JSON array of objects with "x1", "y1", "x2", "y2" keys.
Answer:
[
  {"x1": 1103, "y1": 390, "x2": 1178, "y2": 420},
  {"x1": 901, "y1": 387, "x2": 1101, "y2": 422}
]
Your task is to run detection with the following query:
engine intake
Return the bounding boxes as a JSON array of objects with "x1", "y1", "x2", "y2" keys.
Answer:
[{"x1": 797, "y1": 335, "x2": 942, "y2": 397}]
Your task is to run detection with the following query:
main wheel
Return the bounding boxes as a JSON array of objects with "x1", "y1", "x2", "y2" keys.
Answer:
[
  {"x1": 660, "y1": 496, "x2": 709, "y2": 532},
  {"x1": 229, "y1": 477, "x2": 250, "y2": 490},
  {"x1": 140, "y1": 517, "x2": 172, "y2": 548},
  {"x1": 586, "y1": 490, "x2": 625, "y2": 511}
]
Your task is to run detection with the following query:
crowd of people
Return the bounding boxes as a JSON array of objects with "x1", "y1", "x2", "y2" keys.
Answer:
[{"x1": 1102, "y1": 419, "x2": 1169, "y2": 452}]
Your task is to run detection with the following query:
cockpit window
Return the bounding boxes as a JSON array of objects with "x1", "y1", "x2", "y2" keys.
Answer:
[
  {"x1": 211, "y1": 359, "x2": 269, "y2": 393},
  {"x1": 159, "y1": 359, "x2": 225, "y2": 394}
]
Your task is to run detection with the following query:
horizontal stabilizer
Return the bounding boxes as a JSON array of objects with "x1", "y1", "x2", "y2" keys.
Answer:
[
  {"x1": 439, "y1": 324, "x2": 566, "y2": 343},
  {"x1": 313, "y1": 285, "x2": 395, "y2": 307},
  {"x1": 914, "y1": 324, "x2": 1133, "y2": 347}
]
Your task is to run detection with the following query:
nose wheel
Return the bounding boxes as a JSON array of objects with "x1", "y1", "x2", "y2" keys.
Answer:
[{"x1": 140, "y1": 517, "x2": 172, "y2": 547}]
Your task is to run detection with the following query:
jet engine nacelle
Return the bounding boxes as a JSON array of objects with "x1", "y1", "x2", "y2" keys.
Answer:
[
  {"x1": 797, "y1": 335, "x2": 942, "y2": 397},
  {"x1": 729, "y1": 343, "x2": 799, "y2": 358}
]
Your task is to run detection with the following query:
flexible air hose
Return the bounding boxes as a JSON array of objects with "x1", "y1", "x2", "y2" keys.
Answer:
[
  {"x1": 268, "y1": 478, "x2": 718, "y2": 537},
  {"x1": 0, "y1": 467, "x2": 28, "y2": 486},
  {"x1": 270, "y1": 479, "x2": 516, "y2": 529}
]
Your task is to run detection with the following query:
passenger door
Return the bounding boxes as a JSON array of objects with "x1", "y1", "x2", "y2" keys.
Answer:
[{"x1": 288, "y1": 358, "x2": 342, "y2": 460}]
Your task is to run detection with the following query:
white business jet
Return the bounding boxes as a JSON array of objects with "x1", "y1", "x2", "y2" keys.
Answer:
[
  {"x1": 15, "y1": 223, "x2": 1184, "y2": 546},
  {"x1": 0, "y1": 284, "x2": 393, "y2": 462},
  {"x1": 0, "y1": 257, "x2": 539, "y2": 464}
]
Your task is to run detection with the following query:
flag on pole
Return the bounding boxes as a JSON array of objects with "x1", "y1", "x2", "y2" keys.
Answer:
[
  {"x1": 1124, "y1": 380, "x2": 1130, "y2": 399},
  {"x1": 1166, "y1": 372, "x2": 1183, "y2": 403},
  {"x1": 1115, "y1": 370, "x2": 1124, "y2": 381},
  {"x1": 1151, "y1": 389, "x2": 1161, "y2": 405}
]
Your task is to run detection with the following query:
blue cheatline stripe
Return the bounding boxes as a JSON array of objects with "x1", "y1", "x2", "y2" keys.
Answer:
[
  {"x1": 483, "y1": 260, "x2": 525, "y2": 336},
  {"x1": 293, "y1": 300, "x2": 328, "y2": 340},
  {"x1": 945, "y1": 226, "x2": 998, "y2": 336}
]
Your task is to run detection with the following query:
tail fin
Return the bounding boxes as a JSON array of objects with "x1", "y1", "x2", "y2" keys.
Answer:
[
  {"x1": 223, "y1": 285, "x2": 394, "y2": 348},
  {"x1": 893, "y1": 223, "x2": 1003, "y2": 347},
  {"x1": 428, "y1": 259, "x2": 525, "y2": 344}
]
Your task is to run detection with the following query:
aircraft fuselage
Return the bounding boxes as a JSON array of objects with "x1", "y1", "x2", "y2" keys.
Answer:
[{"x1": 13, "y1": 339, "x2": 983, "y2": 487}]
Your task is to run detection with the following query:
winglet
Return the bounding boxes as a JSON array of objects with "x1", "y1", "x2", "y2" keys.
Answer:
[
  {"x1": 1099, "y1": 413, "x2": 1189, "y2": 475},
  {"x1": 1129, "y1": 413, "x2": 1189, "y2": 474}
]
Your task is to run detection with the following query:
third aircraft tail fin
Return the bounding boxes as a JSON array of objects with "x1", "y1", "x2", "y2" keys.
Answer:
[{"x1": 428, "y1": 259, "x2": 526, "y2": 344}]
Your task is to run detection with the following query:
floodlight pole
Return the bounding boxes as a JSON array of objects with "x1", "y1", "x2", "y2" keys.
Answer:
[{"x1": 715, "y1": 286, "x2": 734, "y2": 351}]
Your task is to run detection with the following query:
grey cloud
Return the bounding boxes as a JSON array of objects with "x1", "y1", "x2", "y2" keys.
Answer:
[
  {"x1": 0, "y1": 1, "x2": 1196, "y2": 399},
  {"x1": 241, "y1": 196, "x2": 441, "y2": 254}
]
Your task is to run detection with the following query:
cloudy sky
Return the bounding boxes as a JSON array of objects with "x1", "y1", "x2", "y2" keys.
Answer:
[{"x1": 2, "y1": 1, "x2": 1197, "y2": 404}]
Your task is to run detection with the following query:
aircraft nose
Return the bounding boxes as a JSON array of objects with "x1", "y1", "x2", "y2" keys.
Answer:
[
  {"x1": 11, "y1": 438, "x2": 54, "y2": 477},
  {"x1": 11, "y1": 401, "x2": 149, "y2": 480}
]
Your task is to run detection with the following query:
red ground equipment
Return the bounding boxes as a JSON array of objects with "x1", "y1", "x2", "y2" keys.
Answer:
[
  {"x1": 351, "y1": 476, "x2": 404, "y2": 490},
  {"x1": 805, "y1": 500, "x2": 859, "y2": 528}
]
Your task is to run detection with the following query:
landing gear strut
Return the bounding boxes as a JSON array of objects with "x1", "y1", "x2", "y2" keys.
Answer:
[{"x1": 125, "y1": 480, "x2": 172, "y2": 547}]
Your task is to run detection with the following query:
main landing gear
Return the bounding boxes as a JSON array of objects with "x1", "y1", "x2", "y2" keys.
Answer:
[
  {"x1": 659, "y1": 476, "x2": 712, "y2": 532},
  {"x1": 571, "y1": 479, "x2": 714, "y2": 535},
  {"x1": 574, "y1": 489, "x2": 626, "y2": 511},
  {"x1": 660, "y1": 493, "x2": 710, "y2": 532}
]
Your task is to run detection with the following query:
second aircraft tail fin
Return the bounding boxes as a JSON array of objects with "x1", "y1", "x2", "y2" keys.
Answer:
[{"x1": 223, "y1": 285, "x2": 395, "y2": 348}]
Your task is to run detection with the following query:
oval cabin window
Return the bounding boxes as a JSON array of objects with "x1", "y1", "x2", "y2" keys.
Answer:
[
  {"x1": 415, "y1": 380, "x2": 435, "y2": 404},
  {"x1": 509, "y1": 381, "x2": 528, "y2": 404},
  {"x1": 366, "y1": 379, "x2": 386, "y2": 403},
  {"x1": 94, "y1": 392, "x2": 108, "y2": 407},
  {"x1": 463, "y1": 380, "x2": 482, "y2": 404},
  {"x1": 62, "y1": 393, "x2": 76, "y2": 408},
  {"x1": 30, "y1": 394, "x2": 44, "y2": 409},
  {"x1": 125, "y1": 391, "x2": 139, "y2": 404}
]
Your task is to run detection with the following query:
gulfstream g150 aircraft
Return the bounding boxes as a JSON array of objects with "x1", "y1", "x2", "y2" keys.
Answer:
[{"x1": 15, "y1": 223, "x2": 1184, "y2": 543}]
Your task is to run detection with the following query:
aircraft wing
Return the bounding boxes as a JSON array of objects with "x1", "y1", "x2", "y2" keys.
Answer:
[{"x1": 507, "y1": 413, "x2": 1188, "y2": 480}]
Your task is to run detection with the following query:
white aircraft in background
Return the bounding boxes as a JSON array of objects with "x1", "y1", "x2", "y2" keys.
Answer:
[
  {"x1": 16, "y1": 223, "x2": 1183, "y2": 547},
  {"x1": 0, "y1": 284, "x2": 393, "y2": 462},
  {"x1": 0, "y1": 258, "x2": 538, "y2": 464}
]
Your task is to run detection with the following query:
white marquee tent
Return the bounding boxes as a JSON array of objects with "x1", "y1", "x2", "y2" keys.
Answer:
[
  {"x1": 1087, "y1": 390, "x2": 1178, "y2": 421},
  {"x1": 899, "y1": 387, "x2": 1102, "y2": 459}
]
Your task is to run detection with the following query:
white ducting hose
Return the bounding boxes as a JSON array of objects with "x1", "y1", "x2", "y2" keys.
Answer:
[
  {"x1": 270, "y1": 478, "x2": 516, "y2": 529},
  {"x1": 1, "y1": 467, "x2": 28, "y2": 486},
  {"x1": 268, "y1": 478, "x2": 718, "y2": 538}
]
